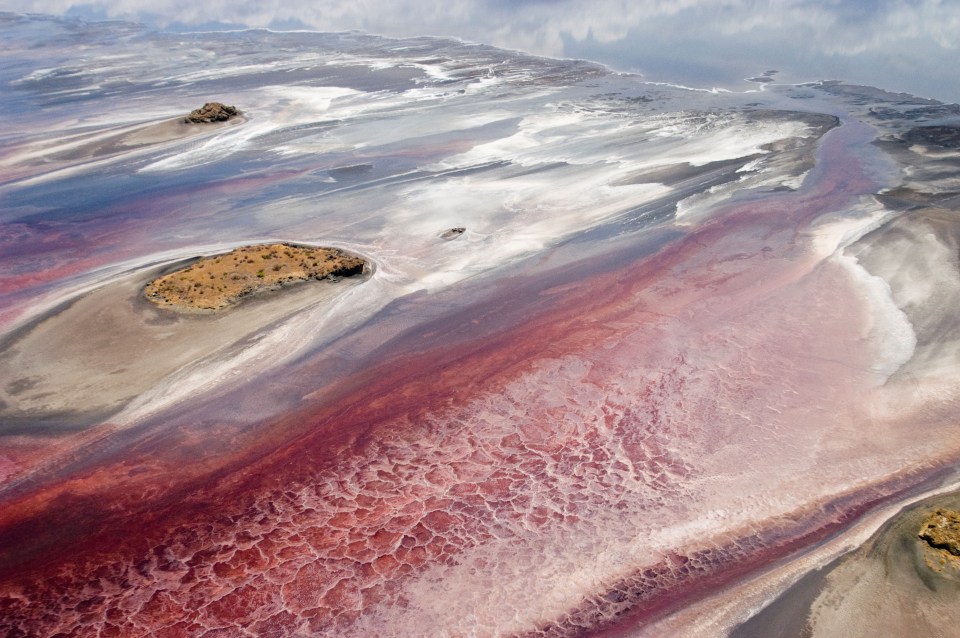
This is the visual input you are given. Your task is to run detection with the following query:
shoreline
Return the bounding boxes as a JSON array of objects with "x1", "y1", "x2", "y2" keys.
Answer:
[{"x1": 732, "y1": 484, "x2": 960, "y2": 637}]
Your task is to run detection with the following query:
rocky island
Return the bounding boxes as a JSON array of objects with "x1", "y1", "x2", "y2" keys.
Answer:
[
  {"x1": 920, "y1": 508, "x2": 960, "y2": 559},
  {"x1": 144, "y1": 243, "x2": 365, "y2": 311},
  {"x1": 184, "y1": 102, "x2": 239, "y2": 123}
]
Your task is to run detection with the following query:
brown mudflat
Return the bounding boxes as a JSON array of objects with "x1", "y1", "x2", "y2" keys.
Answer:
[{"x1": 144, "y1": 243, "x2": 365, "y2": 312}]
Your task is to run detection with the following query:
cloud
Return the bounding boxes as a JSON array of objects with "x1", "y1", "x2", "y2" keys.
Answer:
[
  {"x1": 6, "y1": 0, "x2": 958, "y2": 55},
  {"x1": 6, "y1": 0, "x2": 960, "y2": 100}
]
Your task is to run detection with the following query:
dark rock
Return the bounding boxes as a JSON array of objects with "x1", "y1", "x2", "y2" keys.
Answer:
[
  {"x1": 328, "y1": 261, "x2": 364, "y2": 277},
  {"x1": 184, "y1": 102, "x2": 239, "y2": 124},
  {"x1": 441, "y1": 227, "x2": 466, "y2": 240}
]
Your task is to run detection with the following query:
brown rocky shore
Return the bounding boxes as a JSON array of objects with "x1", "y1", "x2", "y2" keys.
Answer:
[{"x1": 144, "y1": 243, "x2": 365, "y2": 312}]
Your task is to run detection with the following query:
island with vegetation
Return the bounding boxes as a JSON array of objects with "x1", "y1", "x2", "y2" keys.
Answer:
[{"x1": 144, "y1": 243, "x2": 366, "y2": 312}]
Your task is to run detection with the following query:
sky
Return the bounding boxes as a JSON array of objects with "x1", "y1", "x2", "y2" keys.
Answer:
[{"x1": 4, "y1": 0, "x2": 960, "y2": 102}]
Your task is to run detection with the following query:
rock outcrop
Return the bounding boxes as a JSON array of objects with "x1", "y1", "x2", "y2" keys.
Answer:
[
  {"x1": 184, "y1": 102, "x2": 239, "y2": 124},
  {"x1": 144, "y1": 243, "x2": 365, "y2": 311},
  {"x1": 919, "y1": 509, "x2": 960, "y2": 556}
]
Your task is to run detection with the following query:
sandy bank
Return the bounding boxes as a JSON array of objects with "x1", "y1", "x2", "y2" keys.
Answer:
[
  {"x1": 0, "y1": 251, "x2": 369, "y2": 432},
  {"x1": 734, "y1": 489, "x2": 960, "y2": 637},
  {"x1": 51, "y1": 114, "x2": 247, "y2": 162}
]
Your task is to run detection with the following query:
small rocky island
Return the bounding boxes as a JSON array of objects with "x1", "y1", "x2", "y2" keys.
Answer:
[
  {"x1": 920, "y1": 508, "x2": 960, "y2": 557},
  {"x1": 144, "y1": 243, "x2": 365, "y2": 311},
  {"x1": 184, "y1": 102, "x2": 239, "y2": 124}
]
